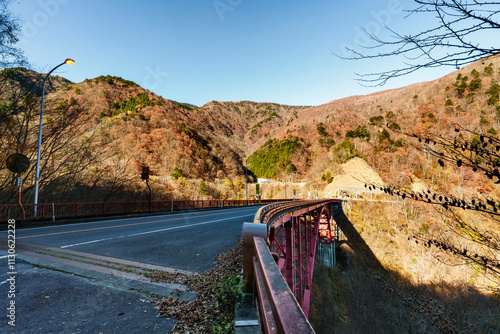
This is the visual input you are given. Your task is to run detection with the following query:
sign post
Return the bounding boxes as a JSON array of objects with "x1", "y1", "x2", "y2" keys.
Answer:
[
  {"x1": 6, "y1": 154, "x2": 30, "y2": 220},
  {"x1": 141, "y1": 166, "x2": 151, "y2": 214}
]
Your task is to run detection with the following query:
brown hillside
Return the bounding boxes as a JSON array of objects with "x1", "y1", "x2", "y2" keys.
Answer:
[
  {"x1": 3, "y1": 54, "x2": 500, "y2": 204},
  {"x1": 264, "y1": 54, "x2": 500, "y2": 197},
  {"x1": 193, "y1": 100, "x2": 311, "y2": 154}
]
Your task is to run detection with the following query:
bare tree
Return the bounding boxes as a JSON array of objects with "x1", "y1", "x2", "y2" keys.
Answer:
[
  {"x1": 338, "y1": 0, "x2": 500, "y2": 287},
  {"x1": 0, "y1": 0, "x2": 25, "y2": 69},
  {"x1": 364, "y1": 124, "x2": 500, "y2": 286},
  {"x1": 0, "y1": 76, "x2": 101, "y2": 204},
  {"x1": 339, "y1": 0, "x2": 500, "y2": 85}
]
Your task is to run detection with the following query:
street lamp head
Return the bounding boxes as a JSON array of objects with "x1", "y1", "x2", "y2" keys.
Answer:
[{"x1": 65, "y1": 58, "x2": 75, "y2": 65}]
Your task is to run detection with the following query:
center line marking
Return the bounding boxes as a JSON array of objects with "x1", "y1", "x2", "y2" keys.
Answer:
[
  {"x1": 60, "y1": 214, "x2": 256, "y2": 248},
  {"x1": 16, "y1": 208, "x2": 257, "y2": 240}
]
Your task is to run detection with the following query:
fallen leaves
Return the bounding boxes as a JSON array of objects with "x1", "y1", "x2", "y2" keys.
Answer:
[{"x1": 154, "y1": 242, "x2": 243, "y2": 333}]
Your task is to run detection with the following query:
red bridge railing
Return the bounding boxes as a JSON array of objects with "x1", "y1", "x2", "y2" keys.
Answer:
[
  {"x1": 0, "y1": 199, "x2": 286, "y2": 222},
  {"x1": 242, "y1": 199, "x2": 342, "y2": 333}
]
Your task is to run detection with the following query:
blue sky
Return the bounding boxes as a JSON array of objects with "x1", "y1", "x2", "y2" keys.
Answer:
[{"x1": 13, "y1": 0, "x2": 459, "y2": 107}]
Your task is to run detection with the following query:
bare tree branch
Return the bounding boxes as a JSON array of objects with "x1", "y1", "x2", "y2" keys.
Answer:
[{"x1": 336, "y1": 0, "x2": 500, "y2": 86}]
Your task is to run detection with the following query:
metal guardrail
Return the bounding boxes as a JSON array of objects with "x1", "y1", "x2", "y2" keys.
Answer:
[
  {"x1": 0, "y1": 199, "x2": 287, "y2": 222},
  {"x1": 252, "y1": 236, "x2": 315, "y2": 334},
  {"x1": 257, "y1": 199, "x2": 335, "y2": 228},
  {"x1": 243, "y1": 199, "x2": 342, "y2": 333}
]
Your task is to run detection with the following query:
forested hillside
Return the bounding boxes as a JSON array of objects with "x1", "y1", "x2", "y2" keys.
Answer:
[
  {"x1": 3, "y1": 55, "x2": 500, "y2": 205},
  {"x1": 0, "y1": 71, "x2": 311, "y2": 203}
]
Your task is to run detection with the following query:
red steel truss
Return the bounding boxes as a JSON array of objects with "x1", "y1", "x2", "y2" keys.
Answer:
[
  {"x1": 243, "y1": 199, "x2": 341, "y2": 331},
  {"x1": 267, "y1": 203, "x2": 334, "y2": 317}
]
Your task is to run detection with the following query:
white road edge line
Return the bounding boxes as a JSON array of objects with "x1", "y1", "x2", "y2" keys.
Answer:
[{"x1": 60, "y1": 213, "x2": 255, "y2": 248}]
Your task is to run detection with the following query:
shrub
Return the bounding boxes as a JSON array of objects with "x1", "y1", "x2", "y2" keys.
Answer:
[
  {"x1": 199, "y1": 180, "x2": 208, "y2": 195},
  {"x1": 480, "y1": 116, "x2": 491, "y2": 126},
  {"x1": 369, "y1": 115, "x2": 384, "y2": 126},
  {"x1": 332, "y1": 139, "x2": 361, "y2": 163},
  {"x1": 445, "y1": 99, "x2": 454, "y2": 106},
  {"x1": 317, "y1": 122, "x2": 329, "y2": 137},
  {"x1": 223, "y1": 179, "x2": 233, "y2": 188},
  {"x1": 319, "y1": 138, "x2": 336, "y2": 148},
  {"x1": 346, "y1": 125, "x2": 370, "y2": 140},
  {"x1": 286, "y1": 163, "x2": 297, "y2": 173},
  {"x1": 213, "y1": 274, "x2": 240, "y2": 333},
  {"x1": 469, "y1": 78, "x2": 482, "y2": 91},
  {"x1": 471, "y1": 135, "x2": 481, "y2": 150},
  {"x1": 488, "y1": 95, "x2": 499, "y2": 106},
  {"x1": 484, "y1": 66, "x2": 493, "y2": 76},
  {"x1": 321, "y1": 172, "x2": 333, "y2": 183},
  {"x1": 385, "y1": 111, "x2": 396, "y2": 122},
  {"x1": 487, "y1": 127, "x2": 498, "y2": 136},
  {"x1": 388, "y1": 122, "x2": 401, "y2": 130},
  {"x1": 486, "y1": 80, "x2": 500, "y2": 105},
  {"x1": 393, "y1": 138, "x2": 407, "y2": 148},
  {"x1": 172, "y1": 167, "x2": 185, "y2": 180},
  {"x1": 379, "y1": 129, "x2": 392, "y2": 143},
  {"x1": 454, "y1": 75, "x2": 469, "y2": 96},
  {"x1": 54, "y1": 100, "x2": 68, "y2": 112}
]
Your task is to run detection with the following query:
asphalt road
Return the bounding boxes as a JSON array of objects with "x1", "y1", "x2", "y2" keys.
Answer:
[{"x1": 0, "y1": 206, "x2": 261, "y2": 333}]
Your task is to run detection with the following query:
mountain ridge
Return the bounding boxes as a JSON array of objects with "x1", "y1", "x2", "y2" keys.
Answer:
[{"x1": 2, "y1": 54, "x2": 500, "y2": 203}]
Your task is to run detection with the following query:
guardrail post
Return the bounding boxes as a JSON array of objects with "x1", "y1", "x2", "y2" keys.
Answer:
[
  {"x1": 285, "y1": 220, "x2": 295, "y2": 292},
  {"x1": 296, "y1": 215, "x2": 303, "y2": 304},
  {"x1": 242, "y1": 222, "x2": 268, "y2": 293}
]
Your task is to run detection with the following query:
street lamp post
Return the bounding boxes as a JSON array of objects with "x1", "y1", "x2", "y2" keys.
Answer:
[{"x1": 34, "y1": 59, "x2": 75, "y2": 215}]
